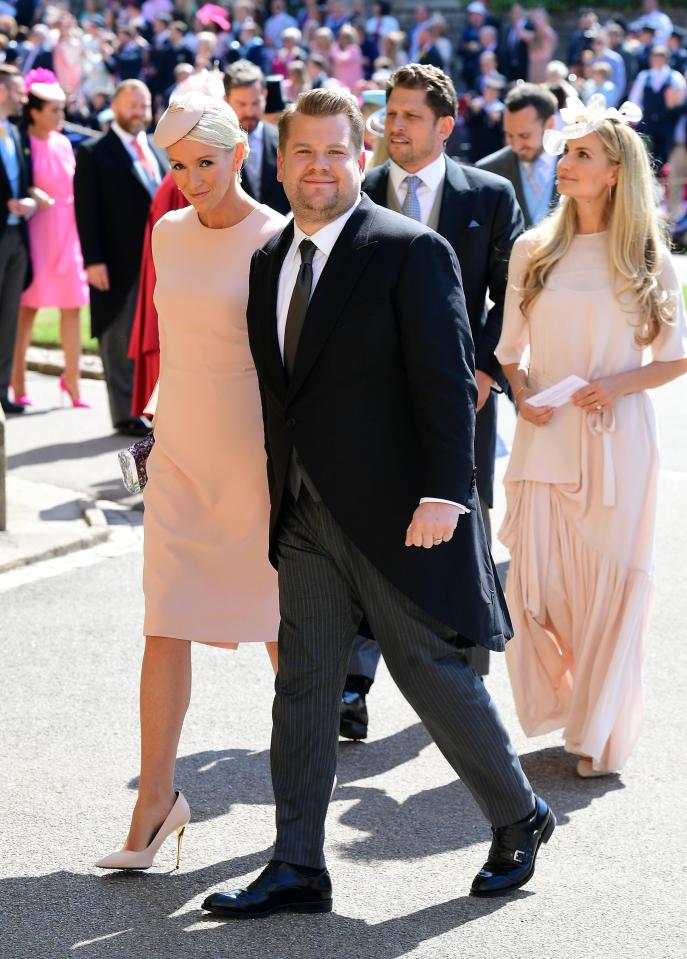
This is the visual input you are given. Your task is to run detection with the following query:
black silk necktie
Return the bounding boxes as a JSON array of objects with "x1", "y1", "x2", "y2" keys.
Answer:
[{"x1": 284, "y1": 239, "x2": 317, "y2": 376}]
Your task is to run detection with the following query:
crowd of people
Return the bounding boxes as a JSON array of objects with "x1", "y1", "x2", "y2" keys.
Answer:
[{"x1": 2, "y1": 0, "x2": 687, "y2": 919}]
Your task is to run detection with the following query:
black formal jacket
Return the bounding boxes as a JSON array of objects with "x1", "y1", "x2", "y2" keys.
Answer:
[
  {"x1": 247, "y1": 195, "x2": 512, "y2": 651},
  {"x1": 477, "y1": 145, "x2": 559, "y2": 229},
  {"x1": 0, "y1": 123, "x2": 33, "y2": 288},
  {"x1": 363, "y1": 158, "x2": 523, "y2": 507},
  {"x1": 74, "y1": 128, "x2": 168, "y2": 337},
  {"x1": 242, "y1": 121, "x2": 290, "y2": 216}
]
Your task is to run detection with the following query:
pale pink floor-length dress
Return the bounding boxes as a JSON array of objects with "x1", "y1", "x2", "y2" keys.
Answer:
[
  {"x1": 496, "y1": 231, "x2": 687, "y2": 771},
  {"x1": 143, "y1": 204, "x2": 286, "y2": 647}
]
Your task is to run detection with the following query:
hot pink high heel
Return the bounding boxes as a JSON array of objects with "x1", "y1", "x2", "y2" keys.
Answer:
[
  {"x1": 10, "y1": 386, "x2": 32, "y2": 406},
  {"x1": 59, "y1": 374, "x2": 91, "y2": 408}
]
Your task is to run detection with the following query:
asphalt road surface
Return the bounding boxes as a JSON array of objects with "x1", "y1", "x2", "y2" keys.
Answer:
[{"x1": 1, "y1": 371, "x2": 685, "y2": 959}]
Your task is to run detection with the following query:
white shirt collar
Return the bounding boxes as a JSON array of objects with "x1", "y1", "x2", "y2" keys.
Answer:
[
  {"x1": 388, "y1": 152, "x2": 446, "y2": 193},
  {"x1": 112, "y1": 121, "x2": 147, "y2": 148},
  {"x1": 291, "y1": 195, "x2": 362, "y2": 260},
  {"x1": 522, "y1": 151, "x2": 556, "y2": 174}
]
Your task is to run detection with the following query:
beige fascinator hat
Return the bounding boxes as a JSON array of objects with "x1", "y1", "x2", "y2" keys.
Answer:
[
  {"x1": 154, "y1": 91, "x2": 249, "y2": 159},
  {"x1": 29, "y1": 82, "x2": 66, "y2": 104}
]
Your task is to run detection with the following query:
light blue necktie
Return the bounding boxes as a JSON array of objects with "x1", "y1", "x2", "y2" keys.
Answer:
[
  {"x1": 246, "y1": 132, "x2": 261, "y2": 201},
  {"x1": 401, "y1": 175, "x2": 422, "y2": 221}
]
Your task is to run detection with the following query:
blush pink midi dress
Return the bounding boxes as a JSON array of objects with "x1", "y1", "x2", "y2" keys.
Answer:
[
  {"x1": 496, "y1": 230, "x2": 687, "y2": 771},
  {"x1": 143, "y1": 204, "x2": 286, "y2": 648}
]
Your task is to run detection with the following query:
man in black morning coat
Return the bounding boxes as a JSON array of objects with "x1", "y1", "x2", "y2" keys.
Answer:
[
  {"x1": 202, "y1": 88, "x2": 554, "y2": 920},
  {"x1": 340, "y1": 64, "x2": 524, "y2": 735},
  {"x1": 74, "y1": 79, "x2": 168, "y2": 435}
]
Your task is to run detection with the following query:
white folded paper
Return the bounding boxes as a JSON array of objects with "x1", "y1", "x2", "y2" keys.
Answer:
[{"x1": 525, "y1": 374, "x2": 589, "y2": 408}]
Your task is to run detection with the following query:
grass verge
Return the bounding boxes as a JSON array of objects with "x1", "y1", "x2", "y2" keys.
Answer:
[{"x1": 31, "y1": 307, "x2": 99, "y2": 353}]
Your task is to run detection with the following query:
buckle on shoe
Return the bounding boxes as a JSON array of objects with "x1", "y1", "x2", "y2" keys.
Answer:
[{"x1": 513, "y1": 850, "x2": 526, "y2": 863}]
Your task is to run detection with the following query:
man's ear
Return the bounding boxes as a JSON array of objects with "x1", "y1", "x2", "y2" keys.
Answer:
[
  {"x1": 439, "y1": 114, "x2": 455, "y2": 143},
  {"x1": 277, "y1": 147, "x2": 284, "y2": 182}
]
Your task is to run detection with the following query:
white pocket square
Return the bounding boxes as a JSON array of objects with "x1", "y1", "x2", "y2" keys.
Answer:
[{"x1": 468, "y1": 219, "x2": 481, "y2": 228}]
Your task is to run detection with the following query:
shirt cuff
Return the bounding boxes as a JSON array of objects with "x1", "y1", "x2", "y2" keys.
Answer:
[{"x1": 419, "y1": 497, "x2": 470, "y2": 514}]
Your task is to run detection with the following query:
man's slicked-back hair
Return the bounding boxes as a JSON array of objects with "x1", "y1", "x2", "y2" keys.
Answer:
[
  {"x1": 223, "y1": 59, "x2": 266, "y2": 96},
  {"x1": 504, "y1": 82, "x2": 557, "y2": 122},
  {"x1": 385, "y1": 63, "x2": 457, "y2": 120},
  {"x1": 278, "y1": 88, "x2": 365, "y2": 155}
]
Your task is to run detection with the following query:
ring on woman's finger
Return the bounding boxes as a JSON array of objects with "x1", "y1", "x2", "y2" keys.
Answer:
[{"x1": 595, "y1": 402, "x2": 603, "y2": 411}]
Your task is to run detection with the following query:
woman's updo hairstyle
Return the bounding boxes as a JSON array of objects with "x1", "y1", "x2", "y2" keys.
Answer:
[{"x1": 154, "y1": 92, "x2": 250, "y2": 163}]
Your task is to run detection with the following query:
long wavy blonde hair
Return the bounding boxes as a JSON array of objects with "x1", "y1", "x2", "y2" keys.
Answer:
[{"x1": 520, "y1": 120, "x2": 674, "y2": 347}]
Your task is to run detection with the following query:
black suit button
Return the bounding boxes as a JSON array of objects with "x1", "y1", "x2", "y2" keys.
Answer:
[{"x1": 286, "y1": 418, "x2": 296, "y2": 429}]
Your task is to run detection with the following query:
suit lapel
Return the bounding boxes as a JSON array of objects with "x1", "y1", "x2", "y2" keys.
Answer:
[
  {"x1": 362, "y1": 162, "x2": 389, "y2": 207},
  {"x1": 255, "y1": 220, "x2": 294, "y2": 398},
  {"x1": 287, "y1": 196, "x2": 378, "y2": 401},
  {"x1": 260, "y1": 124, "x2": 277, "y2": 201},
  {"x1": 147, "y1": 137, "x2": 169, "y2": 181},
  {"x1": 507, "y1": 152, "x2": 530, "y2": 228},
  {"x1": 105, "y1": 129, "x2": 156, "y2": 197},
  {"x1": 437, "y1": 157, "x2": 473, "y2": 236}
]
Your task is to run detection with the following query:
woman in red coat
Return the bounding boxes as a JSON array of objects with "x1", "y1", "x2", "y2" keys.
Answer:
[{"x1": 128, "y1": 172, "x2": 188, "y2": 416}]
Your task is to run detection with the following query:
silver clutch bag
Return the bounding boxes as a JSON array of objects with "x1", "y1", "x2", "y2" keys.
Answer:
[{"x1": 118, "y1": 432, "x2": 155, "y2": 494}]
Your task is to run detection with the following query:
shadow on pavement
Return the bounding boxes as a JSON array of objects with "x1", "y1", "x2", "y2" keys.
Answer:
[
  {"x1": 2, "y1": 736, "x2": 621, "y2": 958},
  {"x1": 0, "y1": 850, "x2": 528, "y2": 959},
  {"x1": 126, "y1": 724, "x2": 435, "y2": 827},
  {"x1": 337, "y1": 743, "x2": 624, "y2": 863},
  {"x1": 6, "y1": 434, "x2": 123, "y2": 469}
]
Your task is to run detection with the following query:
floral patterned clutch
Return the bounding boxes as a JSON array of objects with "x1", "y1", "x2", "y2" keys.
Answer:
[{"x1": 118, "y1": 433, "x2": 155, "y2": 494}]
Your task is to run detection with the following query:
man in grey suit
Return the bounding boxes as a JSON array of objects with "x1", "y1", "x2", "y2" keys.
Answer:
[
  {"x1": 477, "y1": 83, "x2": 559, "y2": 228},
  {"x1": 202, "y1": 89, "x2": 555, "y2": 920}
]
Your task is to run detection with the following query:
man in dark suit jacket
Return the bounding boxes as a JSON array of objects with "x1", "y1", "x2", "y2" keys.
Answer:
[
  {"x1": 477, "y1": 83, "x2": 559, "y2": 229},
  {"x1": 223, "y1": 60, "x2": 290, "y2": 215},
  {"x1": 202, "y1": 89, "x2": 554, "y2": 921},
  {"x1": 0, "y1": 65, "x2": 34, "y2": 415},
  {"x1": 74, "y1": 79, "x2": 168, "y2": 435},
  {"x1": 340, "y1": 63, "x2": 524, "y2": 737}
]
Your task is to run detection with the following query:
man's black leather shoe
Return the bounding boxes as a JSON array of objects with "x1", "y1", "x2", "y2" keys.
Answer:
[
  {"x1": 1, "y1": 398, "x2": 25, "y2": 414},
  {"x1": 470, "y1": 796, "x2": 556, "y2": 897},
  {"x1": 339, "y1": 689, "x2": 368, "y2": 740},
  {"x1": 202, "y1": 860, "x2": 332, "y2": 919},
  {"x1": 116, "y1": 416, "x2": 152, "y2": 437}
]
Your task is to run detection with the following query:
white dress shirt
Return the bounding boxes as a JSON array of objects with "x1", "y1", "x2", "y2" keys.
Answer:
[
  {"x1": 388, "y1": 153, "x2": 446, "y2": 225},
  {"x1": 111, "y1": 121, "x2": 161, "y2": 186},
  {"x1": 276, "y1": 197, "x2": 468, "y2": 515},
  {"x1": 629, "y1": 66, "x2": 686, "y2": 105}
]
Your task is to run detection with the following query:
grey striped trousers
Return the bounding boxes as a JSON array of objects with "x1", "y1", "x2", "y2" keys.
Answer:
[{"x1": 272, "y1": 490, "x2": 534, "y2": 869}]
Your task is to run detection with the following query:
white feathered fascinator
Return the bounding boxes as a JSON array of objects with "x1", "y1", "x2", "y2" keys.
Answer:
[{"x1": 543, "y1": 93, "x2": 643, "y2": 156}]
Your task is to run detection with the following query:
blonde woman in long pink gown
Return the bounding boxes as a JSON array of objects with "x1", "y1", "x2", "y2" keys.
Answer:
[
  {"x1": 11, "y1": 82, "x2": 89, "y2": 407},
  {"x1": 496, "y1": 101, "x2": 687, "y2": 777},
  {"x1": 96, "y1": 93, "x2": 286, "y2": 871}
]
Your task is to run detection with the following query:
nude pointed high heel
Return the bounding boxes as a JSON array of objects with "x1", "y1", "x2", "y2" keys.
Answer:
[{"x1": 95, "y1": 791, "x2": 191, "y2": 871}]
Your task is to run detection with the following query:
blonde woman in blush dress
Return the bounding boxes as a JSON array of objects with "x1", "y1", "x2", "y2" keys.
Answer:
[
  {"x1": 496, "y1": 99, "x2": 687, "y2": 778},
  {"x1": 95, "y1": 93, "x2": 286, "y2": 870}
]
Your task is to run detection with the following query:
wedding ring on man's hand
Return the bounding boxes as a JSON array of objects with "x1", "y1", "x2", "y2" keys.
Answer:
[{"x1": 595, "y1": 403, "x2": 603, "y2": 411}]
